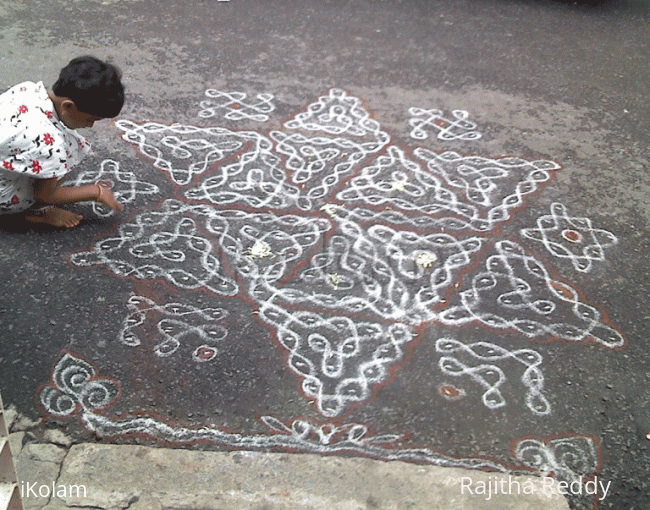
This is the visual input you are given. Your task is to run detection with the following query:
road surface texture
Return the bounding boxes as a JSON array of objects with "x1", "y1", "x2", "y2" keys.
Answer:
[{"x1": 0, "y1": 0, "x2": 649, "y2": 509}]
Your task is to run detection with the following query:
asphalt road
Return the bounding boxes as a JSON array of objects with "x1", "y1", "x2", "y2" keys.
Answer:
[{"x1": 0, "y1": 1, "x2": 649, "y2": 509}]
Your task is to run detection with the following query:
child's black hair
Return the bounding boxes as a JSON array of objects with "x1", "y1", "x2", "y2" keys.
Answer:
[{"x1": 52, "y1": 56, "x2": 125, "y2": 118}]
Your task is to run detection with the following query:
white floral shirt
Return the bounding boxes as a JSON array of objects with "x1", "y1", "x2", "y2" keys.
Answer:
[{"x1": 0, "y1": 81, "x2": 90, "y2": 213}]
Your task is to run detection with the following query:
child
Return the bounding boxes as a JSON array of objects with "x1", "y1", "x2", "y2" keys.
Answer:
[{"x1": 0, "y1": 55, "x2": 125, "y2": 228}]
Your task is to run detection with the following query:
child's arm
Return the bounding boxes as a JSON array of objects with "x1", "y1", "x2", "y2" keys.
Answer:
[{"x1": 33, "y1": 177, "x2": 124, "y2": 212}]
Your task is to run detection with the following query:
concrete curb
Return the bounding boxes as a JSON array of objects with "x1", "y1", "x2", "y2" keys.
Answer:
[{"x1": 10, "y1": 437, "x2": 569, "y2": 510}]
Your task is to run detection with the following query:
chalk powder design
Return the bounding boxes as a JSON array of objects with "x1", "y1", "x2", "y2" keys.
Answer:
[
  {"x1": 66, "y1": 159, "x2": 159, "y2": 217},
  {"x1": 55, "y1": 89, "x2": 622, "y2": 504},
  {"x1": 119, "y1": 295, "x2": 229, "y2": 362}
]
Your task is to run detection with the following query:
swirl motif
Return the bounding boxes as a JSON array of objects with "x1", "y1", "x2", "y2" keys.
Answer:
[
  {"x1": 38, "y1": 353, "x2": 120, "y2": 417},
  {"x1": 515, "y1": 436, "x2": 599, "y2": 486}
]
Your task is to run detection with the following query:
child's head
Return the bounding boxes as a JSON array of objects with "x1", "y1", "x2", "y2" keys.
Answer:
[{"x1": 52, "y1": 56, "x2": 125, "y2": 119}]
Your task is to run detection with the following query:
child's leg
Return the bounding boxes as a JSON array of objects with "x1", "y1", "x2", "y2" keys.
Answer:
[
  {"x1": 27, "y1": 175, "x2": 123, "y2": 228},
  {"x1": 0, "y1": 174, "x2": 82, "y2": 227},
  {"x1": 26, "y1": 176, "x2": 84, "y2": 228},
  {"x1": 25, "y1": 206, "x2": 83, "y2": 228}
]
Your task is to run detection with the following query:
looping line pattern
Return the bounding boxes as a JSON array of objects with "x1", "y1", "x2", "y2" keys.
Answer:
[
  {"x1": 262, "y1": 416, "x2": 402, "y2": 446},
  {"x1": 120, "y1": 295, "x2": 228, "y2": 362},
  {"x1": 288, "y1": 216, "x2": 485, "y2": 323},
  {"x1": 438, "y1": 241, "x2": 624, "y2": 348},
  {"x1": 70, "y1": 200, "x2": 239, "y2": 296},
  {"x1": 37, "y1": 351, "x2": 510, "y2": 471},
  {"x1": 69, "y1": 88, "x2": 622, "y2": 427},
  {"x1": 184, "y1": 131, "x2": 306, "y2": 210},
  {"x1": 66, "y1": 159, "x2": 159, "y2": 217},
  {"x1": 198, "y1": 90, "x2": 275, "y2": 122},
  {"x1": 285, "y1": 89, "x2": 387, "y2": 138},
  {"x1": 436, "y1": 338, "x2": 550, "y2": 415},
  {"x1": 116, "y1": 120, "x2": 246, "y2": 185},
  {"x1": 408, "y1": 107, "x2": 482, "y2": 141},
  {"x1": 337, "y1": 145, "x2": 560, "y2": 232},
  {"x1": 259, "y1": 300, "x2": 414, "y2": 417},
  {"x1": 521, "y1": 202, "x2": 618, "y2": 272}
]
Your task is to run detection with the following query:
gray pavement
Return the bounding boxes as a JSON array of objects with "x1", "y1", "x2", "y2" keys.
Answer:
[
  {"x1": 1, "y1": 1, "x2": 649, "y2": 509},
  {"x1": 6, "y1": 413, "x2": 569, "y2": 510}
]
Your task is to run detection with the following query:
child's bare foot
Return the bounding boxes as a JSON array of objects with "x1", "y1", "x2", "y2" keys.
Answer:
[
  {"x1": 97, "y1": 183, "x2": 124, "y2": 212},
  {"x1": 25, "y1": 207, "x2": 83, "y2": 228}
]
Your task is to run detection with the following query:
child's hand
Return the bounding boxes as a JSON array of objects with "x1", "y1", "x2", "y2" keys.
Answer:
[{"x1": 96, "y1": 183, "x2": 124, "y2": 212}]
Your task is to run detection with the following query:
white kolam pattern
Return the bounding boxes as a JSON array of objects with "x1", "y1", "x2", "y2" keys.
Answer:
[
  {"x1": 38, "y1": 352, "x2": 510, "y2": 471},
  {"x1": 67, "y1": 159, "x2": 159, "y2": 217},
  {"x1": 435, "y1": 338, "x2": 550, "y2": 415},
  {"x1": 408, "y1": 107, "x2": 482, "y2": 141},
  {"x1": 521, "y1": 202, "x2": 618, "y2": 273},
  {"x1": 515, "y1": 435, "x2": 600, "y2": 499},
  {"x1": 116, "y1": 121, "x2": 246, "y2": 186},
  {"x1": 437, "y1": 241, "x2": 624, "y2": 348},
  {"x1": 198, "y1": 90, "x2": 275, "y2": 122},
  {"x1": 62, "y1": 87, "x2": 622, "y2": 486},
  {"x1": 120, "y1": 295, "x2": 228, "y2": 362}
]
